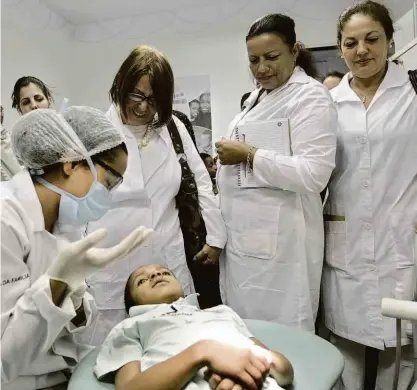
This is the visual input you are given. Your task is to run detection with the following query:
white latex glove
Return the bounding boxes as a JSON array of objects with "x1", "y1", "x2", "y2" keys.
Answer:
[
  {"x1": 47, "y1": 227, "x2": 153, "y2": 291},
  {"x1": 71, "y1": 283, "x2": 86, "y2": 310}
]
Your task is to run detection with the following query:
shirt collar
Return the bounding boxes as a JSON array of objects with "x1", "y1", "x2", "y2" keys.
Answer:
[
  {"x1": 129, "y1": 293, "x2": 200, "y2": 317},
  {"x1": 287, "y1": 66, "x2": 311, "y2": 85},
  {"x1": 11, "y1": 169, "x2": 46, "y2": 232},
  {"x1": 331, "y1": 62, "x2": 409, "y2": 103},
  {"x1": 246, "y1": 66, "x2": 310, "y2": 109}
]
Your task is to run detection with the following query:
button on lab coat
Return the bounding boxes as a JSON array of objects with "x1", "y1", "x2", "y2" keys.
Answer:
[
  {"x1": 0, "y1": 170, "x2": 96, "y2": 390},
  {"x1": 85, "y1": 105, "x2": 226, "y2": 317},
  {"x1": 323, "y1": 62, "x2": 417, "y2": 349},
  {"x1": 217, "y1": 67, "x2": 337, "y2": 332}
]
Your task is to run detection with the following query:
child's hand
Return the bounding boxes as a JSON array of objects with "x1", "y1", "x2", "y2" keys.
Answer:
[
  {"x1": 202, "y1": 340, "x2": 270, "y2": 390},
  {"x1": 204, "y1": 370, "x2": 244, "y2": 390}
]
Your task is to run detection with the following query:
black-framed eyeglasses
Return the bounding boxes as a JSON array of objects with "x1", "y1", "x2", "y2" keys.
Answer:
[
  {"x1": 127, "y1": 92, "x2": 156, "y2": 107},
  {"x1": 95, "y1": 160, "x2": 123, "y2": 191}
]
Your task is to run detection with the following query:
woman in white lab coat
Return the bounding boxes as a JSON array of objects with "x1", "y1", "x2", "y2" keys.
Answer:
[
  {"x1": 2, "y1": 76, "x2": 55, "y2": 181},
  {"x1": 216, "y1": 14, "x2": 337, "y2": 332},
  {"x1": 322, "y1": 2, "x2": 416, "y2": 389},
  {"x1": 1, "y1": 77, "x2": 56, "y2": 181},
  {"x1": 84, "y1": 46, "x2": 227, "y2": 345},
  {"x1": 1, "y1": 107, "x2": 151, "y2": 390},
  {"x1": 11, "y1": 76, "x2": 54, "y2": 114}
]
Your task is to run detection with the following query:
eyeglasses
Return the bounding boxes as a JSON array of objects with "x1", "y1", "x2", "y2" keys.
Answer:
[
  {"x1": 95, "y1": 160, "x2": 123, "y2": 191},
  {"x1": 127, "y1": 92, "x2": 156, "y2": 107}
]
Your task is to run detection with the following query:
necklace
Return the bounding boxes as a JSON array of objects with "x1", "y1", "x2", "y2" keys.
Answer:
[
  {"x1": 140, "y1": 126, "x2": 153, "y2": 148},
  {"x1": 360, "y1": 95, "x2": 367, "y2": 104}
]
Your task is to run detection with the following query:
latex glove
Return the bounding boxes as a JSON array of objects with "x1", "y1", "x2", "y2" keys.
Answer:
[
  {"x1": 71, "y1": 283, "x2": 86, "y2": 310},
  {"x1": 48, "y1": 227, "x2": 153, "y2": 291},
  {"x1": 194, "y1": 244, "x2": 222, "y2": 266}
]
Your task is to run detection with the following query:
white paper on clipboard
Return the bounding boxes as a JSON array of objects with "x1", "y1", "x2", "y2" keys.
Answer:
[{"x1": 235, "y1": 118, "x2": 290, "y2": 188}]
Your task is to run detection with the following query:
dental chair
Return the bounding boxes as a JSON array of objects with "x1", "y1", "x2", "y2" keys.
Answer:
[
  {"x1": 68, "y1": 319, "x2": 344, "y2": 390},
  {"x1": 381, "y1": 228, "x2": 417, "y2": 390}
]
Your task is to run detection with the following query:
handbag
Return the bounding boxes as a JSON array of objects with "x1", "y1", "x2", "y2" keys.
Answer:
[{"x1": 167, "y1": 116, "x2": 222, "y2": 309}]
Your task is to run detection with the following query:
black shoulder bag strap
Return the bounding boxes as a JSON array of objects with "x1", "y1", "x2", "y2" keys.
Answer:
[
  {"x1": 409, "y1": 70, "x2": 417, "y2": 94},
  {"x1": 166, "y1": 118, "x2": 222, "y2": 309}
]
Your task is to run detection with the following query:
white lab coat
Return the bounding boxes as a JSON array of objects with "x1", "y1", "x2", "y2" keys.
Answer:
[
  {"x1": 84, "y1": 105, "x2": 226, "y2": 343},
  {"x1": 0, "y1": 170, "x2": 96, "y2": 390},
  {"x1": 323, "y1": 62, "x2": 417, "y2": 349},
  {"x1": 217, "y1": 67, "x2": 337, "y2": 332}
]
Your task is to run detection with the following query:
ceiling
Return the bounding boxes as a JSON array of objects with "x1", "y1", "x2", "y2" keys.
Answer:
[{"x1": 3, "y1": 0, "x2": 415, "y2": 42}]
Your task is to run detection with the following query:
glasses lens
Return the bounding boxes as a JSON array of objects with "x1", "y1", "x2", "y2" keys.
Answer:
[
  {"x1": 108, "y1": 177, "x2": 123, "y2": 191},
  {"x1": 129, "y1": 93, "x2": 145, "y2": 103},
  {"x1": 96, "y1": 160, "x2": 123, "y2": 191}
]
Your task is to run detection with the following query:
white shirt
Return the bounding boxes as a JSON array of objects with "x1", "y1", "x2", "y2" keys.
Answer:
[
  {"x1": 94, "y1": 294, "x2": 281, "y2": 390},
  {"x1": 0, "y1": 170, "x2": 96, "y2": 390},
  {"x1": 323, "y1": 62, "x2": 417, "y2": 349}
]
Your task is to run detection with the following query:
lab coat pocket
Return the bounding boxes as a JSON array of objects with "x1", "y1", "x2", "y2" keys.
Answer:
[
  {"x1": 230, "y1": 199, "x2": 280, "y2": 260},
  {"x1": 324, "y1": 221, "x2": 348, "y2": 270}
]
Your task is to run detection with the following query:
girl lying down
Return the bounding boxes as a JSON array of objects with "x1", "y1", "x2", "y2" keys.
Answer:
[{"x1": 94, "y1": 264, "x2": 294, "y2": 390}]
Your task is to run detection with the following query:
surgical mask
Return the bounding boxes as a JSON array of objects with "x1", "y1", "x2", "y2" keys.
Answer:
[{"x1": 35, "y1": 159, "x2": 112, "y2": 226}]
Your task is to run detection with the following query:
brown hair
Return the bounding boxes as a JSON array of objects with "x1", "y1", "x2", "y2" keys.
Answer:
[
  {"x1": 109, "y1": 45, "x2": 174, "y2": 128},
  {"x1": 337, "y1": 1, "x2": 394, "y2": 48}
]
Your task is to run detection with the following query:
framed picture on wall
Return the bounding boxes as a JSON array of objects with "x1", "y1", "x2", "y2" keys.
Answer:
[{"x1": 309, "y1": 46, "x2": 349, "y2": 80}]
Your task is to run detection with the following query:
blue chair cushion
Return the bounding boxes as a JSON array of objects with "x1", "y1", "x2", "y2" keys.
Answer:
[{"x1": 68, "y1": 319, "x2": 343, "y2": 390}]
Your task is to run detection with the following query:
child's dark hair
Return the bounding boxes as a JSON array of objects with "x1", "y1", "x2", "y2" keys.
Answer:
[
  {"x1": 246, "y1": 14, "x2": 318, "y2": 79},
  {"x1": 11, "y1": 76, "x2": 54, "y2": 113},
  {"x1": 124, "y1": 272, "x2": 136, "y2": 314},
  {"x1": 188, "y1": 99, "x2": 200, "y2": 107},
  {"x1": 323, "y1": 70, "x2": 345, "y2": 81},
  {"x1": 321, "y1": 70, "x2": 345, "y2": 82}
]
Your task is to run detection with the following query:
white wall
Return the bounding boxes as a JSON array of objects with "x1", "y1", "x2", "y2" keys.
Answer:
[
  {"x1": 1, "y1": 6, "x2": 74, "y2": 129},
  {"x1": 68, "y1": 15, "x2": 338, "y2": 142},
  {"x1": 1, "y1": 4, "x2": 338, "y2": 140},
  {"x1": 69, "y1": 33, "x2": 256, "y2": 142}
]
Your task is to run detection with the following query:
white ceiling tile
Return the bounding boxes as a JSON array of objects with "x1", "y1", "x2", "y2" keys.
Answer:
[
  {"x1": 175, "y1": 5, "x2": 221, "y2": 24},
  {"x1": 5, "y1": 0, "x2": 417, "y2": 43},
  {"x1": 2, "y1": 0, "x2": 22, "y2": 6},
  {"x1": 288, "y1": 0, "x2": 350, "y2": 21}
]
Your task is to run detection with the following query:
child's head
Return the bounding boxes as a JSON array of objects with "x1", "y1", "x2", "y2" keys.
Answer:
[
  {"x1": 188, "y1": 100, "x2": 200, "y2": 119},
  {"x1": 199, "y1": 92, "x2": 211, "y2": 113},
  {"x1": 124, "y1": 264, "x2": 184, "y2": 313}
]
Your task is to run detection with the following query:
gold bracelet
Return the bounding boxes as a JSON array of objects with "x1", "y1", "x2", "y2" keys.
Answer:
[{"x1": 246, "y1": 147, "x2": 257, "y2": 172}]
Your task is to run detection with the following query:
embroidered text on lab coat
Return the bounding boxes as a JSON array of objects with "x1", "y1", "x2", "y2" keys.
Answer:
[{"x1": 2, "y1": 273, "x2": 29, "y2": 286}]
